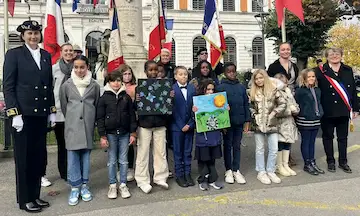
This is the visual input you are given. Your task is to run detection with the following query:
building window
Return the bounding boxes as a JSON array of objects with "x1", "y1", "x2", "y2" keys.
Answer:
[
  {"x1": 9, "y1": 33, "x2": 22, "y2": 49},
  {"x1": 223, "y1": 0, "x2": 235, "y2": 12},
  {"x1": 164, "y1": 0, "x2": 174, "y2": 9},
  {"x1": 252, "y1": 0, "x2": 263, "y2": 12},
  {"x1": 224, "y1": 37, "x2": 236, "y2": 64},
  {"x1": 85, "y1": 31, "x2": 102, "y2": 74},
  {"x1": 252, "y1": 37, "x2": 263, "y2": 69},
  {"x1": 192, "y1": 36, "x2": 206, "y2": 67},
  {"x1": 192, "y1": 0, "x2": 205, "y2": 10},
  {"x1": 171, "y1": 38, "x2": 176, "y2": 65}
]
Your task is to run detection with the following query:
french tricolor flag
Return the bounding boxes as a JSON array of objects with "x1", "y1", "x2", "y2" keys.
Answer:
[
  {"x1": 202, "y1": 0, "x2": 226, "y2": 69},
  {"x1": 162, "y1": 19, "x2": 174, "y2": 58},
  {"x1": 148, "y1": 0, "x2": 166, "y2": 60},
  {"x1": 44, "y1": 0, "x2": 65, "y2": 65},
  {"x1": 107, "y1": 0, "x2": 124, "y2": 73}
]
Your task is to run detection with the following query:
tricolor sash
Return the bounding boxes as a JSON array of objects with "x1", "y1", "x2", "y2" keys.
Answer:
[{"x1": 319, "y1": 65, "x2": 352, "y2": 117}]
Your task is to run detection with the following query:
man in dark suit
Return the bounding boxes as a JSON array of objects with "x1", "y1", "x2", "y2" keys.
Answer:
[
  {"x1": 315, "y1": 47, "x2": 359, "y2": 173},
  {"x1": 171, "y1": 66, "x2": 196, "y2": 187},
  {"x1": 3, "y1": 20, "x2": 56, "y2": 213}
]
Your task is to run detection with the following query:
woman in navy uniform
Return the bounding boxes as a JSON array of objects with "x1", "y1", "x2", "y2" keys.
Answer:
[
  {"x1": 3, "y1": 20, "x2": 56, "y2": 213},
  {"x1": 315, "y1": 47, "x2": 359, "y2": 174}
]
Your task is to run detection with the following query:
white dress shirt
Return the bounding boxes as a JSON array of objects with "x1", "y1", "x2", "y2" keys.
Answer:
[
  {"x1": 177, "y1": 81, "x2": 187, "y2": 101},
  {"x1": 25, "y1": 43, "x2": 41, "y2": 70}
]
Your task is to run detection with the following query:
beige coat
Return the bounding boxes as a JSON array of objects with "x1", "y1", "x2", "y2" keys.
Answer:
[
  {"x1": 277, "y1": 87, "x2": 300, "y2": 144},
  {"x1": 250, "y1": 88, "x2": 287, "y2": 134}
]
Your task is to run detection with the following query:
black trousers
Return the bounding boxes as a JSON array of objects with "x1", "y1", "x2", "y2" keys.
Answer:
[
  {"x1": 13, "y1": 116, "x2": 47, "y2": 208},
  {"x1": 321, "y1": 117, "x2": 349, "y2": 165},
  {"x1": 54, "y1": 122, "x2": 67, "y2": 180},
  {"x1": 197, "y1": 160, "x2": 218, "y2": 184}
]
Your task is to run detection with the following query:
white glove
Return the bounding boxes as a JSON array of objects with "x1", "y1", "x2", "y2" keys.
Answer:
[
  {"x1": 48, "y1": 113, "x2": 56, "y2": 127},
  {"x1": 12, "y1": 115, "x2": 24, "y2": 132}
]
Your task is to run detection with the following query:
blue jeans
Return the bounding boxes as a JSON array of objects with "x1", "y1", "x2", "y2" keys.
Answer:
[
  {"x1": 107, "y1": 133, "x2": 129, "y2": 184},
  {"x1": 254, "y1": 133, "x2": 278, "y2": 173},
  {"x1": 300, "y1": 129, "x2": 318, "y2": 163},
  {"x1": 223, "y1": 126, "x2": 243, "y2": 171},
  {"x1": 67, "y1": 149, "x2": 91, "y2": 187}
]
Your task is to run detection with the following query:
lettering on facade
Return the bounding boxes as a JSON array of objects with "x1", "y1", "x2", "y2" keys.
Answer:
[
  {"x1": 77, "y1": 4, "x2": 108, "y2": 14},
  {"x1": 89, "y1": 19, "x2": 104, "y2": 23}
]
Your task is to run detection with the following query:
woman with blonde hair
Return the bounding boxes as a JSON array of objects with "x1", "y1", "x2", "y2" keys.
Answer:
[{"x1": 249, "y1": 69, "x2": 286, "y2": 185}]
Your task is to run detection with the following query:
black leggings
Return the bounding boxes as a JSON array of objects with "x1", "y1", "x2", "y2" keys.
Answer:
[
  {"x1": 278, "y1": 142, "x2": 291, "y2": 151},
  {"x1": 197, "y1": 160, "x2": 218, "y2": 184}
]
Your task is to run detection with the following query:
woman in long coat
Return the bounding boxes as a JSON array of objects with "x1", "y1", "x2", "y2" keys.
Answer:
[
  {"x1": 60, "y1": 55, "x2": 100, "y2": 206},
  {"x1": 3, "y1": 20, "x2": 56, "y2": 213}
]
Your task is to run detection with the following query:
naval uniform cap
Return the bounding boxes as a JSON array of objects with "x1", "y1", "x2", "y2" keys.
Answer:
[{"x1": 16, "y1": 20, "x2": 42, "y2": 33}]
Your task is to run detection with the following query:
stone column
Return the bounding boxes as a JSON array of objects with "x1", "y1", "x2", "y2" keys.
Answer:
[{"x1": 116, "y1": 0, "x2": 147, "y2": 79}]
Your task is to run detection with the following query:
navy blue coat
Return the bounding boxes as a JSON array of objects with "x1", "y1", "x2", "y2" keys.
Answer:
[
  {"x1": 216, "y1": 78, "x2": 251, "y2": 126},
  {"x1": 195, "y1": 130, "x2": 222, "y2": 147},
  {"x1": 171, "y1": 82, "x2": 196, "y2": 131},
  {"x1": 3, "y1": 45, "x2": 55, "y2": 117},
  {"x1": 295, "y1": 87, "x2": 324, "y2": 130}
]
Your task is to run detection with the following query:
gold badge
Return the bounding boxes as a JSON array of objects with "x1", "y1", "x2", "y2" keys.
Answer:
[
  {"x1": 6, "y1": 108, "x2": 19, "y2": 117},
  {"x1": 32, "y1": 21, "x2": 38, "y2": 26},
  {"x1": 50, "y1": 106, "x2": 57, "y2": 113}
]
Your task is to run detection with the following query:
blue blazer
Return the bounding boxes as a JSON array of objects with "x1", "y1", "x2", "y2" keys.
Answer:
[{"x1": 171, "y1": 82, "x2": 196, "y2": 132}]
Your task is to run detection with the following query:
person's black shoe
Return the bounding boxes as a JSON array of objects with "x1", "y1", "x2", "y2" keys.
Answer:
[
  {"x1": 327, "y1": 163, "x2": 336, "y2": 172},
  {"x1": 20, "y1": 202, "x2": 42, "y2": 213},
  {"x1": 175, "y1": 176, "x2": 188, "y2": 187},
  {"x1": 339, "y1": 164, "x2": 352, "y2": 173},
  {"x1": 311, "y1": 160, "x2": 325, "y2": 174},
  {"x1": 35, "y1": 199, "x2": 50, "y2": 208},
  {"x1": 303, "y1": 164, "x2": 319, "y2": 175},
  {"x1": 185, "y1": 174, "x2": 195, "y2": 187}
]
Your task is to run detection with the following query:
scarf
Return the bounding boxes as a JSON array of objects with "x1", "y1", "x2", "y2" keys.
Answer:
[
  {"x1": 287, "y1": 62, "x2": 296, "y2": 94},
  {"x1": 104, "y1": 83, "x2": 126, "y2": 98},
  {"x1": 310, "y1": 87, "x2": 320, "y2": 116},
  {"x1": 59, "y1": 59, "x2": 73, "y2": 84},
  {"x1": 71, "y1": 70, "x2": 92, "y2": 97}
]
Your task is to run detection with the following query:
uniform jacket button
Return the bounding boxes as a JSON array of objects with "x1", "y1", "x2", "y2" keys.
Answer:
[
  {"x1": 35, "y1": 86, "x2": 38, "y2": 89},
  {"x1": 332, "y1": 93, "x2": 335, "y2": 96},
  {"x1": 35, "y1": 97, "x2": 38, "y2": 100},
  {"x1": 44, "y1": 108, "x2": 47, "y2": 111},
  {"x1": 330, "y1": 85, "x2": 332, "y2": 88},
  {"x1": 34, "y1": 109, "x2": 38, "y2": 112},
  {"x1": 44, "y1": 86, "x2": 47, "y2": 89},
  {"x1": 334, "y1": 101, "x2": 338, "y2": 103},
  {"x1": 44, "y1": 97, "x2": 47, "y2": 100},
  {"x1": 348, "y1": 85, "x2": 351, "y2": 87}
]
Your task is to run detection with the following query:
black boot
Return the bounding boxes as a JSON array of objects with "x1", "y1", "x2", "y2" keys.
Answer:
[
  {"x1": 303, "y1": 160, "x2": 319, "y2": 175},
  {"x1": 311, "y1": 160, "x2": 325, "y2": 174}
]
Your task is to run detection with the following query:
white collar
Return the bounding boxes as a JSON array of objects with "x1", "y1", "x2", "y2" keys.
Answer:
[
  {"x1": 177, "y1": 81, "x2": 187, "y2": 88},
  {"x1": 25, "y1": 43, "x2": 40, "y2": 53}
]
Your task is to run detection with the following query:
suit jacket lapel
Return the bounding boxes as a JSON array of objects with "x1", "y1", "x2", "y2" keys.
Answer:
[
  {"x1": 68, "y1": 80, "x2": 82, "y2": 98},
  {"x1": 83, "y1": 80, "x2": 95, "y2": 98},
  {"x1": 175, "y1": 83, "x2": 186, "y2": 103}
]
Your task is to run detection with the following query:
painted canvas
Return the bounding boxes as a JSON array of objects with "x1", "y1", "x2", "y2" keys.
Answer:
[
  {"x1": 193, "y1": 92, "x2": 231, "y2": 133},
  {"x1": 136, "y1": 79, "x2": 173, "y2": 115}
]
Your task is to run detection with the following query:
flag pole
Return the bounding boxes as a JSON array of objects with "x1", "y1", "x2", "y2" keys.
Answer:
[
  {"x1": 4, "y1": 0, "x2": 9, "y2": 52},
  {"x1": 281, "y1": 8, "x2": 286, "y2": 42}
]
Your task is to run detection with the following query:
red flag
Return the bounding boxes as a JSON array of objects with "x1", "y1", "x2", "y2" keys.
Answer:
[
  {"x1": 148, "y1": 0, "x2": 166, "y2": 60},
  {"x1": 276, "y1": 0, "x2": 304, "y2": 27},
  {"x1": 8, "y1": 0, "x2": 15, "y2": 17},
  {"x1": 93, "y1": 0, "x2": 98, "y2": 8}
]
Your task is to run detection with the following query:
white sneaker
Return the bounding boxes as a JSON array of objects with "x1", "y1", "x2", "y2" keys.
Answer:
[
  {"x1": 139, "y1": 184, "x2": 152, "y2": 194},
  {"x1": 257, "y1": 171, "x2": 271, "y2": 185},
  {"x1": 267, "y1": 172, "x2": 281, "y2": 184},
  {"x1": 233, "y1": 170, "x2": 246, "y2": 184},
  {"x1": 41, "y1": 177, "x2": 52, "y2": 187},
  {"x1": 155, "y1": 181, "x2": 169, "y2": 190},
  {"x1": 224, "y1": 170, "x2": 235, "y2": 184},
  {"x1": 127, "y1": 169, "x2": 135, "y2": 182},
  {"x1": 119, "y1": 183, "x2": 131, "y2": 199},
  {"x1": 107, "y1": 184, "x2": 117, "y2": 199}
]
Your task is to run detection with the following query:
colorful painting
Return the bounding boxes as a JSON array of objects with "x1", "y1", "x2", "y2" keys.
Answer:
[
  {"x1": 193, "y1": 92, "x2": 231, "y2": 133},
  {"x1": 136, "y1": 79, "x2": 173, "y2": 115}
]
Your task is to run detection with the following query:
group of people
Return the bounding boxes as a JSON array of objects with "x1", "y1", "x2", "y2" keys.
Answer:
[{"x1": 3, "y1": 20, "x2": 359, "y2": 213}]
